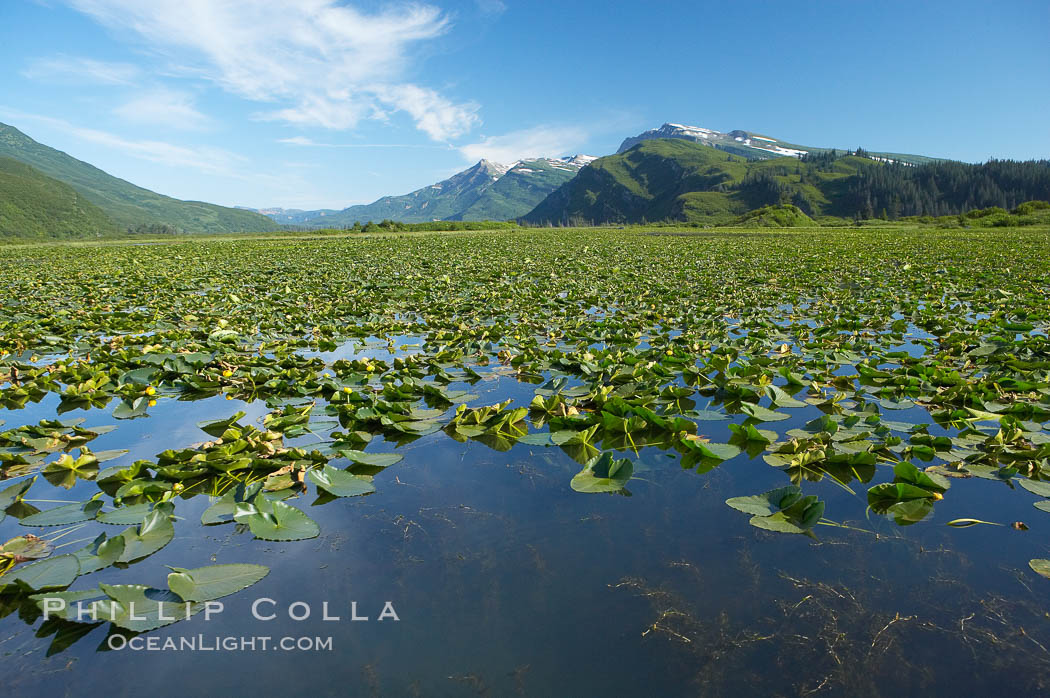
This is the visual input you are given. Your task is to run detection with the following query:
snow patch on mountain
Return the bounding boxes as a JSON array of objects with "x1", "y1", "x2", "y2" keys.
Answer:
[
  {"x1": 618, "y1": 122, "x2": 809, "y2": 160},
  {"x1": 500, "y1": 154, "x2": 597, "y2": 176}
]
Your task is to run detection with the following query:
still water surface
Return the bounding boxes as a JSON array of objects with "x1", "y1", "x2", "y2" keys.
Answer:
[{"x1": 2, "y1": 354, "x2": 1049, "y2": 696}]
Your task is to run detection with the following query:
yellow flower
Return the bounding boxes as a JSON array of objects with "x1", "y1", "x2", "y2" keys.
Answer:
[
  {"x1": 343, "y1": 386, "x2": 352, "y2": 394},
  {"x1": 145, "y1": 386, "x2": 156, "y2": 396},
  {"x1": 222, "y1": 369, "x2": 233, "y2": 377},
  {"x1": 225, "y1": 394, "x2": 233, "y2": 401},
  {"x1": 148, "y1": 399, "x2": 157, "y2": 407}
]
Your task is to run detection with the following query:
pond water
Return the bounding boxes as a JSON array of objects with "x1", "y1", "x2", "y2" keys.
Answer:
[
  {"x1": 3, "y1": 229, "x2": 1050, "y2": 696},
  {"x1": 3, "y1": 353, "x2": 1050, "y2": 697}
]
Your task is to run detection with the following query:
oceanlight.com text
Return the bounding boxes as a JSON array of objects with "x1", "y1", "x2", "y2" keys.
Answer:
[{"x1": 106, "y1": 634, "x2": 334, "y2": 652}]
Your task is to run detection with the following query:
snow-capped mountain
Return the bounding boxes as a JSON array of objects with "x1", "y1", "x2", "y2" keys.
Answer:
[
  {"x1": 617, "y1": 123, "x2": 809, "y2": 159},
  {"x1": 257, "y1": 154, "x2": 596, "y2": 226}
]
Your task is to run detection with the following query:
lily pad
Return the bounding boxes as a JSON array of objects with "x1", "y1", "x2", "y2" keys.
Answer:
[
  {"x1": 235, "y1": 497, "x2": 320, "y2": 541},
  {"x1": 0, "y1": 554, "x2": 80, "y2": 591},
  {"x1": 93, "y1": 583, "x2": 202, "y2": 631},
  {"x1": 570, "y1": 452, "x2": 633, "y2": 493},
  {"x1": 1018, "y1": 479, "x2": 1050, "y2": 498},
  {"x1": 116, "y1": 507, "x2": 175, "y2": 563},
  {"x1": 739, "y1": 403, "x2": 791, "y2": 422},
  {"x1": 167, "y1": 563, "x2": 270, "y2": 602},
  {"x1": 20, "y1": 498, "x2": 103, "y2": 527},
  {"x1": 0, "y1": 477, "x2": 37, "y2": 523},
  {"x1": 726, "y1": 486, "x2": 802, "y2": 516},
  {"x1": 335, "y1": 449, "x2": 403, "y2": 467},
  {"x1": 727, "y1": 486, "x2": 823, "y2": 534},
  {"x1": 307, "y1": 465, "x2": 376, "y2": 497},
  {"x1": 97, "y1": 501, "x2": 167, "y2": 525},
  {"x1": 71, "y1": 533, "x2": 125, "y2": 575},
  {"x1": 0, "y1": 534, "x2": 53, "y2": 562}
]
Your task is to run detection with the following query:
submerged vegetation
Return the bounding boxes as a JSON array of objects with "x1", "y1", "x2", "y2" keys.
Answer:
[{"x1": 1, "y1": 225, "x2": 1050, "y2": 687}]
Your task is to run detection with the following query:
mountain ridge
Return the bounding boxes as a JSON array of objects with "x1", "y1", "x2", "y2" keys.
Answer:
[
  {"x1": 0, "y1": 122, "x2": 281, "y2": 234},
  {"x1": 252, "y1": 154, "x2": 597, "y2": 226},
  {"x1": 617, "y1": 122, "x2": 940, "y2": 166},
  {"x1": 522, "y1": 137, "x2": 1050, "y2": 225}
]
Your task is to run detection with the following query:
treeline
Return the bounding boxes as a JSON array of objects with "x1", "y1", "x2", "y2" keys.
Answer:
[
  {"x1": 896, "y1": 200, "x2": 1050, "y2": 228},
  {"x1": 738, "y1": 153, "x2": 1050, "y2": 220},
  {"x1": 90, "y1": 218, "x2": 521, "y2": 238},
  {"x1": 846, "y1": 158, "x2": 1050, "y2": 218},
  {"x1": 126, "y1": 222, "x2": 183, "y2": 235},
  {"x1": 306, "y1": 219, "x2": 519, "y2": 233}
]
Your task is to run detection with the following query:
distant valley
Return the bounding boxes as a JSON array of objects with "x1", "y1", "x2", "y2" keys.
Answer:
[
  {"x1": 245, "y1": 155, "x2": 597, "y2": 227},
  {"x1": 2, "y1": 118, "x2": 1047, "y2": 240}
]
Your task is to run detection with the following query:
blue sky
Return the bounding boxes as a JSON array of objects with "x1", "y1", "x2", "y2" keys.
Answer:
[{"x1": 1, "y1": 0, "x2": 1047, "y2": 209}]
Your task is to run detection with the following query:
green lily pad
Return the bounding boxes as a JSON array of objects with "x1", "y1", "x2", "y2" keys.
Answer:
[
  {"x1": 739, "y1": 403, "x2": 791, "y2": 422},
  {"x1": 71, "y1": 533, "x2": 125, "y2": 575},
  {"x1": 116, "y1": 507, "x2": 175, "y2": 563},
  {"x1": 308, "y1": 465, "x2": 375, "y2": 497},
  {"x1": 726, "y1": 486, "x2": 802, "y2": 516},
  {"x1": 727, "y1": 486, "x2": 823, "y2": 534},
  {"x1": 112, "y1": 397, "x2": 150, "y2": 420},
  {"x1": 0, "y1": 534, "x2": 54, "y2": 561},
  {"x1": 0, "y1": 477, "x2": 37, "y2": 524},
  {"x1": 20, "y1": 498, "x2": 102, "y2": 527},
  {"x1": 94, "y1": 583, "x2": 202, "y2": 631},
  {"x1": 682, "y1": 438, "x2": 743, "y2": 461},
  {"x1": 1018, "y1": 479, "x2": 1050, "y2": 498},
  {"x1": 0, "y1": 554, "x2": 80, "y2": 591},
  {"x1": 167, "y1": 563, "x2": 270, "y2": 602},
  {"x1": 570, "y1": 452, "x2": 633, "y2": 493},
  {"x1": 97, "y1": 501, "x2": 166, "y2": 525},
  {"x1": 235, "y1": 497, "x2": 320, "y2": 541},
  {"x1": 335, "y1": 449, "x2": 403, "y2": 467},
  {"x1": 200, "y1": 482, "x2": 264, "y2": 525},
  {"x1": 198, "y1": 411, "x2": 247, "y2": 437}
]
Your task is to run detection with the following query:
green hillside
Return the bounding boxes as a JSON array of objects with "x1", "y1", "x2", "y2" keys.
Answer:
[
  {"x1": 0, "y1": 156, "x2": 118, "y2": 240},
  {"x1": 524, "y1": 139, "x2": 805, "y2": 224},
  {"x1": 523, "y1": 139, "x2": 1050, "y2": 225},
  {"x1": 0, "y1": 122, "x2": 281, "y2": 234}
]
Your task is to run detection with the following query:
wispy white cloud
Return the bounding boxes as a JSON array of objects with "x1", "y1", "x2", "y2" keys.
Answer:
[
  {"x1": 0, "y1": 108, "x2": 241, "y2": 175},
  {"x1": 458, "y1": 125, "x2": 589, "y2": 163},
  {"x1": 475, "y1": 0, "x2": 507, "y2": 16},
  {"x1": 370, "y1": 84, "x2": 478, "y2": 141},
  {"x1": 64, "y1": 0, "x2": 480, "y2": 140},
  {"x1": 74, "y1": 128, "x2": 241, "y2": 175},
  {"x1": 278, "y1": 135, "x2": 450, "y2": 149},
  {"x1": 22, "y1": 55, "x2": 141, "y2": 85},
  {"x1": 112, "y1": 88, "x2": 211, "y2": 130},
  {"x1": 278, "y1": 136, "x2": 319, "y2": 147}
]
